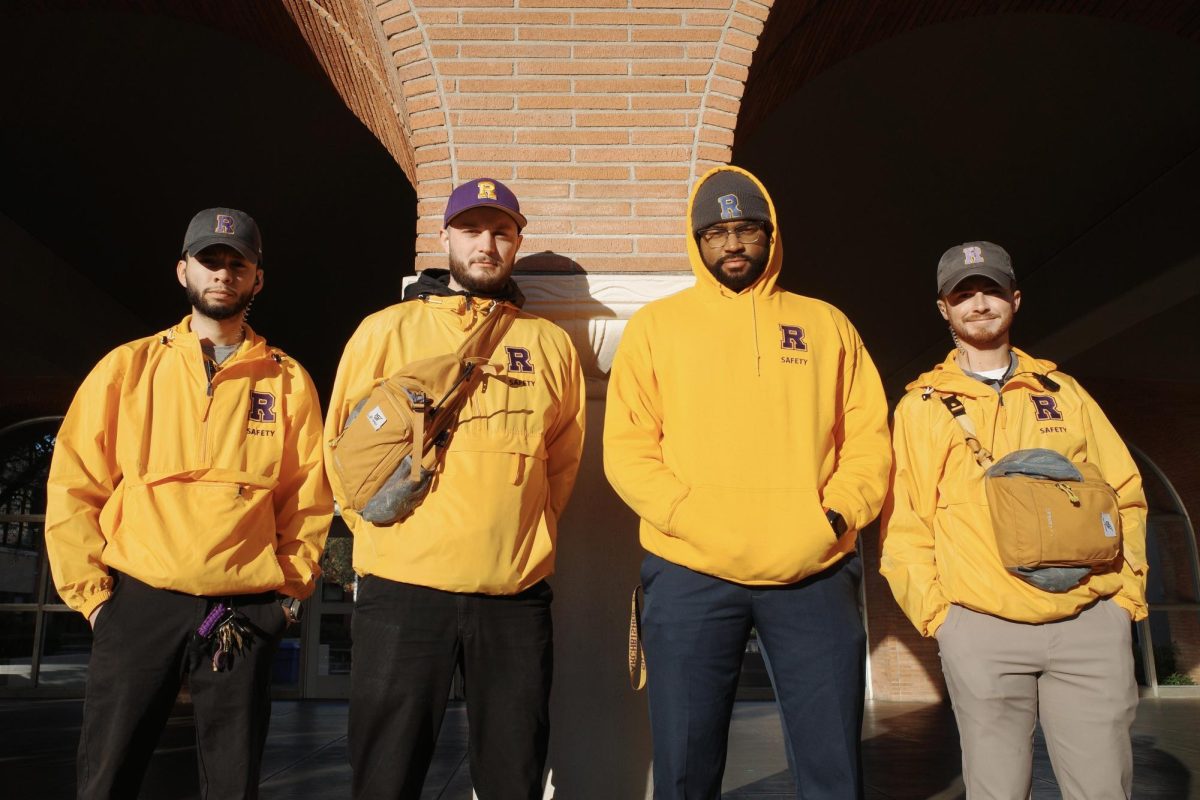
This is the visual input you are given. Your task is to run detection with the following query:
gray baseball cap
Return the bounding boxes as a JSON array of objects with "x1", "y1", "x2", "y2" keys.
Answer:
[
  {"x1": 936, "y1": 241, "x2": 1016, "y2": 296},
  {"x1": 182, "y1": 207, "x2": 263, "y2": 264}
]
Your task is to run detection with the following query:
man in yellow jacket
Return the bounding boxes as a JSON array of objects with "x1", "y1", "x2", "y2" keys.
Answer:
[
  {"x1": 325, "y1": 178, "x2": 586, "y2": 800},
  {"x1": 604, "y1": 166, "x2": 891, "y2": 798},
  {"x1": 881, "y1": 241, "x2": 1147, "y2": 799},
  {"x1": 45, "y1": 207, "x2": 333, "y2": 799}
]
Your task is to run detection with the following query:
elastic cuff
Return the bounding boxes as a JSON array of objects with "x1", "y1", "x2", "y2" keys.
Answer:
[
  {"x1": 79, "y1": 591, "x2": 112, "y2": 620},
  {"x1": 277, "y1": 569, "x2": 316, "y2": 601},
  {"x1": 925, "y1": 605, "x2": 950, "y2": 638},
  {"x1": 1110, "y1": 594, "x2": 1142, "y2": 622},
  {"x1": 820, "y1": 491, "x2": 858, "y2": 530}
]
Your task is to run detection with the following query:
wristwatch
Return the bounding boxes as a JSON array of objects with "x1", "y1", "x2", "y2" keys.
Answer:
[
  {"x1": 280, "y1": 596, "x2": 303, "y2": 625},
  {"x1": 825, "y1": 509, "x2": 849, "y2": 538}
]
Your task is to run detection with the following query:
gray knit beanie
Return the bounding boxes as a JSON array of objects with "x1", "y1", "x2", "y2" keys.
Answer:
[{"x1": 691, "y1": 171, "x2": 771, "y2": 232}]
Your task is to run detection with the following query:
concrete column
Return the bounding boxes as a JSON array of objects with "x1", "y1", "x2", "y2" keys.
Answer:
[{"x1": 514, "y1": 272, "x2": 695, "y2": 799}]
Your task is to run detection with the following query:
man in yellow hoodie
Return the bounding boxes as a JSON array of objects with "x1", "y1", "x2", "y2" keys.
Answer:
[
  {"x1": 881, "y1": 241, "x2": 1147, "y2": 799},
  {"x1": 325, "y1": 178, "x2": 585, "y2": 800},
  {"x1": 604, "y1": 167, "x2": 891, "y2": 798},
  {"x1": 45, "y1": 207, "x2": 333, "y2": 799}
]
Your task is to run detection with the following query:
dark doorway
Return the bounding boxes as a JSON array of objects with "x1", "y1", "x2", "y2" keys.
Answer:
[{"x1": 1, "y1": 3, "x2": 417, "y2": 420}]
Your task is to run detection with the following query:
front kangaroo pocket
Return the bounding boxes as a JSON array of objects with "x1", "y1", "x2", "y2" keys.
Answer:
[{"x1": 117, "y1": 479, "x2": 280, "y2": 586}]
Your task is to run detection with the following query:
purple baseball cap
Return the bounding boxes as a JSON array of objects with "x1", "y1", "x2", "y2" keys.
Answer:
[{"x1": 443, "y1": 178, "x2": 527, "y2": 230}]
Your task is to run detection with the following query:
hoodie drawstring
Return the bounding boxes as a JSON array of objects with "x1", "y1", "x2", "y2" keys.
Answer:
[{"x1": 750, "y1": 292, "x2": 761, "y2": 377}]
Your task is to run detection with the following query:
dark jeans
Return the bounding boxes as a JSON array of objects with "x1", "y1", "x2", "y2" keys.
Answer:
[
  {"x1": 77, "y1": 574, "x2": 286, "y2": 800},
  {"x1": 641, "y1": 553, "x2": 866, "y2": 800},
  {"x1": 348, "y1": 576, "x2": 554, "y2": 800}
]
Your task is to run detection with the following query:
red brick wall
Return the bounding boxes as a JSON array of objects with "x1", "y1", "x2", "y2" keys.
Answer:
[
  {"x1": 368, "y1": 0, "x2": 773, "y2": 273},
  {"x1": 862, "y1": 523, "x2": 947, "y2": 702}
]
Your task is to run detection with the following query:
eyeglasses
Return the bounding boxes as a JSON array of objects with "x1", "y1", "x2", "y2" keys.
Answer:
[{"x1": 698, "y1": 223, "x2": 768, "y2": 248}]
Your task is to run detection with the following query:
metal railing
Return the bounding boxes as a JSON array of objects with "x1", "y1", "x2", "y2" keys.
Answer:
[{"x1": 1128, "y1": 444, "x2": 1200, "y2": 696}]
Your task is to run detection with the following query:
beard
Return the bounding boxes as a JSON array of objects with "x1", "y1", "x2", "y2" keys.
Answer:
[
  {"x1": 448, "y1": 252, "x2": 513, "y2": 296},
  {"x1": 185, "y1": 281, "x2": 255, "y2": 321},
  {"x1": 706, "y1": 251, "x2": 769, "y2": 293},
  {"x1": 949, "y1": 314, "x2": 1012, "y2": 350}
]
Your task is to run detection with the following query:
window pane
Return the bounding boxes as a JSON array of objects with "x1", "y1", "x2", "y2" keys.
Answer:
[
  {"x1": 0, "y1": 611, "x2": 36, "y2": 688},
  {"x1": 318, "y1": 613, "x2": 353, "y2": 676},
  {"x1": 39, "y1": 610, "x2": 90, "y2": 688},
  {"x1": 0, "y1": 542, "x2": 40, "y2": 604},
  {"x1": 0, "y1": 420, "x2": 57, "y2": 519},
  {"x1": 273, "y1": 628, "x2": 302, "y2": 689}
]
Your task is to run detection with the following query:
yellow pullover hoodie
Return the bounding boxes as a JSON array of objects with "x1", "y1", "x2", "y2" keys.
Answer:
[
  {"x1": 603, "y1": 166, "x2": 892, "y2": 585},
  {"x1": 45, "y1": 316, "x2": 334, "y2": 618},
  {"x1": 880, "y1": 348, "x2": 1148, "y2": 637},
  {"x1": 324, "y1": 274, "x2": 586, "y2": 595}
]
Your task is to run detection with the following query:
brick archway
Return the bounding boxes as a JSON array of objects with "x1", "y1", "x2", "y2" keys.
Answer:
[{"x1": 293, "y1": 0, "x2": 778, "y2": 272}]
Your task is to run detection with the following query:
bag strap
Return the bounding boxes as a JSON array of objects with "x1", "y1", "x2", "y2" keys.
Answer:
[
  {"x1": 408, "y1": 302, "x2": 517, "y2": 479},
  {"x1": 924, "y1": 389, "x2": 994, "y2": 469},
  {"x1": 456, "y1": 300, "x2": 518, "y2": 361},
  {"x1": 628, "y1": 585, "x2": 647, "y2": 691}
]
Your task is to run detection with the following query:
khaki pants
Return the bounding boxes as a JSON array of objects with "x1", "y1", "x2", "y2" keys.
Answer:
[{"x1": 937, "y1": 599, "x2": 1137, "y2": 800}]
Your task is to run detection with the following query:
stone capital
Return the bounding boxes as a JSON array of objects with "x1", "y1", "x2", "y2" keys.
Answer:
[{"x1": 513, "y1": 272, "x2": 694, "y2": 398}]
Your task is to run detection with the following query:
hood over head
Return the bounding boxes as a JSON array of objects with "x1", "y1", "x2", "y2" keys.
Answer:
[{"x1": 686, "y1": 165, "x2": 782, "y2": 298}]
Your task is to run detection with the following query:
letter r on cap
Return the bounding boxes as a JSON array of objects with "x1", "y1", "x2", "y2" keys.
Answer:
[
  {"x1": 477, "y1": 181, "x2": 497, "y2": 200},
  {"x1": 962, "y1": 246, "x2": 984, "y2": 264},
  {"x1": 718, "y1": 194, "x2": 742, "y2": 220},
  {"x1": 215, "y1": 214, "x2": 235, "y2": 234}
]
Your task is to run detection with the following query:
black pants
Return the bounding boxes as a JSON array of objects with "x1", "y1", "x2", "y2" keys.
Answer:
[
  {"x1": 349, "y1": 576, "x2": 554, "y2": 800},
  {"x1": 77, "y1": 574, "x2": 286, "y2": 800},
  {"x1": 641, "y1": 553, "x2": 866, "y2": 800}
]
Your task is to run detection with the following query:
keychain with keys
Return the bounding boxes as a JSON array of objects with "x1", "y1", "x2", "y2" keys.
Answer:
[{"x1": 197, "y1": 602, "x2": 253, "y2": 672}]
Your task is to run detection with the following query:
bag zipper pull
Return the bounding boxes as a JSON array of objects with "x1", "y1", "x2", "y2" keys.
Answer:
[{"x1": 1055, "y1": 482, "x2": 1080, "y2": 505}]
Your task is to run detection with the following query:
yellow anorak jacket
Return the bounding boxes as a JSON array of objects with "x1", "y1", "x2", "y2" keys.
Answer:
[
  {"x1": 324, "y1": 274, "x2": 586, "y2": 595},
  {"x1": 880, "y1": 348, "x2": 1148, "y2": 636},
  {"x1": 46, "y1": 317, "x2": 334, "y2": 619},
  {"x1": 603, "y1": 166, "x2": 892, "y2": 585}
]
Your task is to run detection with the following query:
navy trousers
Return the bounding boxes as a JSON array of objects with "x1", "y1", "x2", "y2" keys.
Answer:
[{"x1": 641, "y1": 553, "x2": 866, "y2": 800}]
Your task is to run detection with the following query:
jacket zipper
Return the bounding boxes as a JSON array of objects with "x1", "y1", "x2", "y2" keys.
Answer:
[
  {"x1": 199, "y1": 354, "x2": 216, "y2": 462},
  {"x1": 199, "y1": 393, "x2": 214, "y2": 462}
]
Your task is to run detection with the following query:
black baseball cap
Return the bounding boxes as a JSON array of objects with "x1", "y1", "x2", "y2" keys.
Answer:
[
  {"x1": 443, "y1": 178, "x2": 527, "y2": 229},
  {"x1": 182, "y1": 208, "x2": 263, "y2": 264},
  {"x1": 936, "y1": 241, "x2": 1016, "y2": 296}
]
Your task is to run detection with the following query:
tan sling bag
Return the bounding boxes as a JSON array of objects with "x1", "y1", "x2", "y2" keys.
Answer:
[
  {"x1": 931, "y1": 390, "x2": 1123, "y2": 591},
  {"x1": 330, "y1": 300, "x2": 518, "y2": 525}
]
